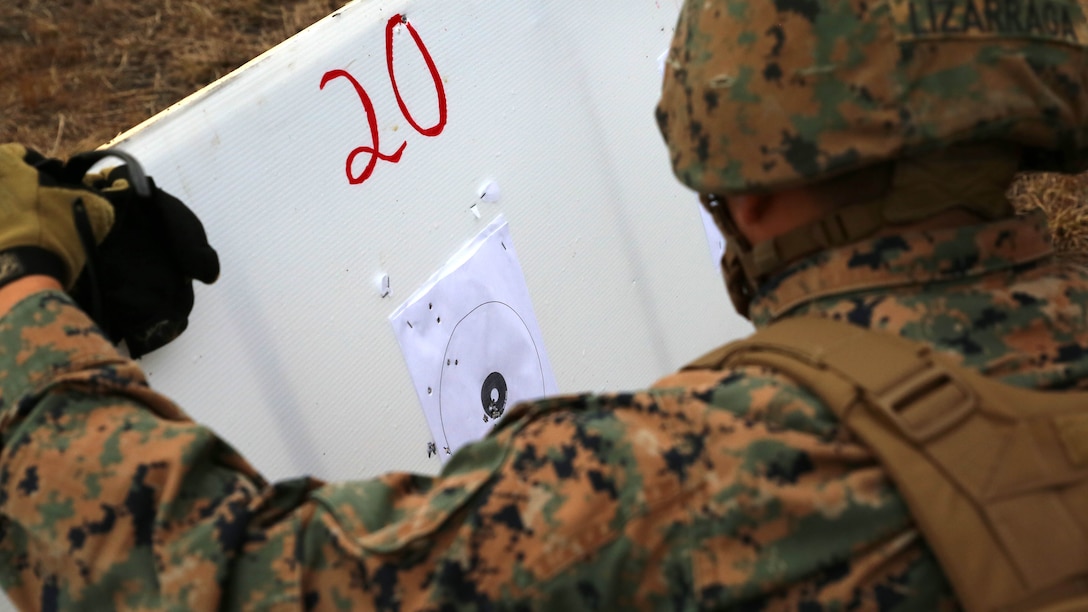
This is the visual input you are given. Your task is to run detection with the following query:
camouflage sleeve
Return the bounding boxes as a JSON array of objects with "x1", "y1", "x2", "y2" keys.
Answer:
[
  {"x1": 0, "y1": 290, "x2": 281, "y2": 609},
  {"x1": 0, "y1": 291, "x2": 954, "y2": 610}
]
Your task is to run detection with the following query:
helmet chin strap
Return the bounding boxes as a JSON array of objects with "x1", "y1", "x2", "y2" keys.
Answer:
[{"x1": 705, "y1": 143, "x2": 1025, "y2": 319}]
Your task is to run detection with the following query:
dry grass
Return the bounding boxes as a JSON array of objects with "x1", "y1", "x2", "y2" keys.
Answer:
[
  {"x1": 2, "y1": 0, "x2": 1087, "y2": 254},
  {"x1": 2, "y1": 0, "x2": 347, "y2": 155}
]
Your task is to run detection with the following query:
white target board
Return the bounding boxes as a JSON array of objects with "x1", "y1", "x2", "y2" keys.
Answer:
[{"x1": 104, "y1": 0, "x2": 754, "y2": 482}]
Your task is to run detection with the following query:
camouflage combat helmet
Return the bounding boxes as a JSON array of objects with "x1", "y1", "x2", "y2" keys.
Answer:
[
  {"x1": 657, "y1": 0, "x2": 1088, "y2": 195},
  {"x1": 656, "y1": 0, "x2": 1088, "y2": 316}
]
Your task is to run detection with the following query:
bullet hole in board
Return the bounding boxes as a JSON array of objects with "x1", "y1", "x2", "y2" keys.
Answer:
[
  {"x1": 427, "y1": 387, "x2": 433, "y2": 395},
  {"x1": 479, "y1": 180, "x2": 501, "y2": 203}
]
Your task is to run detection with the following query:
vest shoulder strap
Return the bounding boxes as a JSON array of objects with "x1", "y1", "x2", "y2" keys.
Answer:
[{"x1": 685, "y1": 317, "x2": 1088, "y2": 612}]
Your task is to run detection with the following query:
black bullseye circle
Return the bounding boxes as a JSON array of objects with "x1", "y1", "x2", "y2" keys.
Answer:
[
  {"x1": 438, "y1": 301, "x2": 546, "y2": 452},
  {"x1": 481, "y1": 371, "x2": 508, "y2": 419}
]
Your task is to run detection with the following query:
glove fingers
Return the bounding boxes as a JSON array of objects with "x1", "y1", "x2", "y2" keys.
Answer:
[
  {"x1": 104, "y1": 279, "x2": 194, "y2": 358},
  {"x1": 90, "y1": 167, "x2": 219, "y2": 284},
  {"x1": 152, "y1": 188, "x2": 220, "y2": 284},
  {"x1": 87, "y1": 246, "x2": 196, "y2": 358}
]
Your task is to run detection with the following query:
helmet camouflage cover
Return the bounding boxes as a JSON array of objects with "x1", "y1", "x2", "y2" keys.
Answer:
[{"x1": 656, "y1": 0, "x2": 1088, "y2": 195}]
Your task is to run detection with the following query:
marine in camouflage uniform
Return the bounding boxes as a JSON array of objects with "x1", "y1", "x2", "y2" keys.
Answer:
[{"x1": 1, "y1": 0, "x2": 1087, "y2": 609}]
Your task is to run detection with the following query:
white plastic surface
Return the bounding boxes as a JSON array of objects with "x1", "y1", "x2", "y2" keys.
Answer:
[{"x1": 105, "y1": 0, "x2": 754, "y2": 482}]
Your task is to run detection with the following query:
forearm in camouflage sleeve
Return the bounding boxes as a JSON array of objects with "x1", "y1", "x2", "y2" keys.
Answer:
[
  {"x1": 0, "y1": 291, "x2": 278, "y2": 609},
  {"x1": 0, "y1": 291, "x2": 951, "y2": 610}
]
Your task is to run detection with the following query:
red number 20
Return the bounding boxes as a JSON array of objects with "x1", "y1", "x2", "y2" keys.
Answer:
[{"x1": 320, "y1": 15, "x2": 448, "y2": 185}]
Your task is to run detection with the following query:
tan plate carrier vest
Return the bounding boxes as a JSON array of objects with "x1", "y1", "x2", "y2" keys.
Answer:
[{"x1": 684, "y1": 317, "x2": 1088, "y2": 612}]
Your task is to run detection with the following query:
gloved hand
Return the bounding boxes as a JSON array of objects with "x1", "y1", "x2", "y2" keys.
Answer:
[
  {"x1": 0, "y1": 142, "x2": 219, "y2": 357},
  {"x1": 74, "y1": 165, "x2": 220, "y2": 358},
  {"x1": 0, "y1": 143, "x2": 115, "y2": 287}
]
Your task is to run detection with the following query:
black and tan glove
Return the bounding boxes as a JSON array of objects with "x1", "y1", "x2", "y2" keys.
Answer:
[
  {"x1": 0, "y1": 143, "x2": 220, "y2": 357},
  {"x1": 0, "y1": 143, "x2": 114, "y2": 288},
  {"x1": 75, "y1": 165, "x2": 219, "y2": 357}
]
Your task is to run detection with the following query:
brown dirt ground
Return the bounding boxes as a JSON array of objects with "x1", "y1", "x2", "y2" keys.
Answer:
[{"x1": 2, "y1": 0, "x2": 1087, "y2": 253}]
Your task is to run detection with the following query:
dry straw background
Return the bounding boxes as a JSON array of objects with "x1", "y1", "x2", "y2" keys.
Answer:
[
  {"x1": 2, "y1": 0, "x2": 1086, "y2": 253},
  {"x1": 2, "y1": 0, "x2": 345, "y2": 152}
]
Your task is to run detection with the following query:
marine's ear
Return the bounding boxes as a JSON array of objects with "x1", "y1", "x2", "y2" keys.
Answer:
[{"x1": 725, "y1": 193, "x2": 773, "y2": 244}]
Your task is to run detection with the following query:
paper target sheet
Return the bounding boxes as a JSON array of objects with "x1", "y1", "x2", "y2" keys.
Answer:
[{"x1": 391, "y1": 215, "x2": 557, "y2": 461}]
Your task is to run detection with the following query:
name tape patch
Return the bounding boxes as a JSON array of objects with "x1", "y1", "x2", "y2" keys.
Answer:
[{"x1": 890, "y1": 0, "x2": 1088, "y2": 44}]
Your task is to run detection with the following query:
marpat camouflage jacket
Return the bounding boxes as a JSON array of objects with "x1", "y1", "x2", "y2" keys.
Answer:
[{"x1": 0, "y1": 212, "x2": 1084, "y2": 610}]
